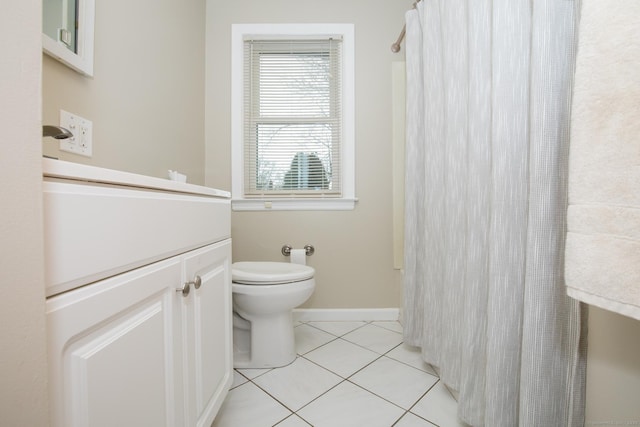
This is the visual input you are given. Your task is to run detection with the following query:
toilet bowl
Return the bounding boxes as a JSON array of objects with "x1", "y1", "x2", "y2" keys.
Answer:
[{"x1": 232, "y1": 261, "x2": 315, "y2": 369}]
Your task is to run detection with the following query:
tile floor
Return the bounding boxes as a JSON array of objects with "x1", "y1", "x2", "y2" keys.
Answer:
[{"x1": 213, "y1": 320, "x2": 468, "y2": 427}]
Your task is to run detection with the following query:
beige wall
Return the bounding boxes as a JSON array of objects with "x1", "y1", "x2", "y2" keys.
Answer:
[
  {"x1": 205, "y1": 0, "x2": 412, "y2": 309},
  {"x1": 586, "y1": 307, "x2": 640, "y2": 426},
  {"x1": 42, "y1": 0, "x2": 208, "y2": 184},
  {"x1": 18, "y1": 0, "x2": 639, "y2": 422},
  {"x1": 0, "y1": 0, "x2": 49, "y2": 425}
]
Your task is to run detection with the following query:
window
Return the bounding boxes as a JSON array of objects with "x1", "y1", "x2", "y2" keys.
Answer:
[{"x1": 232, "y1": 24, "x2": 355, "y2": 211}]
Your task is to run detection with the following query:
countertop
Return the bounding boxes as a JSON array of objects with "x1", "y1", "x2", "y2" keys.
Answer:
[{"x1": 42, "y1": 158, "x2": 230, "y2": 199}]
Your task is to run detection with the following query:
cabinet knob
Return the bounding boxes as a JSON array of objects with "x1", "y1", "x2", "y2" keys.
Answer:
[
  {"x1": 176, "y1": 282, "x2": 191, "y2": 297},
  {"x1": 192, "y1": 275, "x2": 202, "y2": 290}
]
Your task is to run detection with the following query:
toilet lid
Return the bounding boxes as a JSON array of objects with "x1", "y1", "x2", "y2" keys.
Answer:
[{"x1": 232, "y1": 261, "x2": 315, "y2": 285}]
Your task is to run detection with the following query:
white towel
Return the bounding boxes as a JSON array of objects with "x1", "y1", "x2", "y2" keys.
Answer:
[{"x1": 565, "y1": 0, "x2": 640, "y2": 320}]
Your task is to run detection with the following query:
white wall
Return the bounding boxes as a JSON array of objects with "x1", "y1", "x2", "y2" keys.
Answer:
[
  {"x1": 0, "y1": 0, "x2": 49, "y2": 425},
  {"x1": 205, "y1": 0, "x2": 413, "y2": 309},
  {"x1": 42, "y1": 0, "x2": 208, "y2": 184}
]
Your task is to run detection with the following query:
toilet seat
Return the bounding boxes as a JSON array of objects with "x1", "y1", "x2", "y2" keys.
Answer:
[{"x1": 232, "y1": 261, "x2": 314, "y2": 285}]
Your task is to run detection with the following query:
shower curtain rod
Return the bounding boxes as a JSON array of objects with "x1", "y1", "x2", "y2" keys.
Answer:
[{"x1": 391, "y1": 0, "x2": 420, "y2": 53}]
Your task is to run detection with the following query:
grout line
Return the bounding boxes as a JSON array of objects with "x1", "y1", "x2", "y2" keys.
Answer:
[
  {"x1": 384, "y1": 347, "x2": 441, "y2": 378},
  {"x1": 247, "y1": 375, "x2": 298, "y2": 416},
  {"x1": 405, "y1": 379, "x2": 442, "y2": 427},
  {"x1": 226, "y1": 321, "x2": 452, "y2": 427},
  {"x1": 274, "y1": 413, "x2": 313, "y2": 426},
  {"x1": 369, "y1": 320, "x2": 406, "y2": 334},
  {"x1": 299, "y1": 340, "x2": 441, "y2": 420},
  {"x1": 339, "y1": 336, "x2": 404, "y2": 357},
  {"x1": 301, "y1": 345, "x2": 384, "y2": 380},
  {"x1": 229, "y1": 370, "x2": 250, "y2": 390},
  {"x1": 235, "y1": 366, "x2": 274, "y2": 382},
  {"x1": 296, "y1": 336, "x2": 341, "y2": 356},
  {"x1": 344, "y1": 377, "x2": 408, "y2": 412},
  {"x1": 290, "y1": 377, "x2": 349, "y2": 416},
  {"x1": 303, "y1": 319, "x2": 370, "y2": 337},
  {"x1": 288, "y1": 339, "x2": 420, "y2": 418}
]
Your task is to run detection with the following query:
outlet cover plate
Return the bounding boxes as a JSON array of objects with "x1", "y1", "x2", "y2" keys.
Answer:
[{"x1": 59, "y1": 110, "x2": 93, "y2": 157}]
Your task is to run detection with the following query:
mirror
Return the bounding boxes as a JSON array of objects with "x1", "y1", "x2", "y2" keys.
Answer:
[{"x1": 42, "y1": 0, "x2": 95, "y2": 77}]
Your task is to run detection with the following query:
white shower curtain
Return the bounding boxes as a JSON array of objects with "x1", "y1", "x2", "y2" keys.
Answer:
[{"x1": 403, "y1": 1, "x2": 587, "y2": 426}]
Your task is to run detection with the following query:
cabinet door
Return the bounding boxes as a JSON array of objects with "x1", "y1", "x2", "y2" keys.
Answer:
[
  {"x1": 47, "y1": 258, "x2": 184, "y2": 427},
  {"x1": 182, "y1": 240, "x2": 233, "y2": 427}
]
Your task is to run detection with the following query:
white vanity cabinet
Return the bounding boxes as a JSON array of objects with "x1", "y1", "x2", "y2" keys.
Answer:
[
  {"x1": 181, "y1": 242, "x2": 233, "y2": 427},
  {"x1": 43, "y1": 159, "x2": 232, "y2": 427},
  {"x1": 47, "y1": 255, "x2": 185, "y2": 426}
]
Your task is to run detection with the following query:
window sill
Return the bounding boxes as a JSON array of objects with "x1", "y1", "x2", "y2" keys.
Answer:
[{"x1": 232, "y1": 198, "x2": 357, "y2": 211}]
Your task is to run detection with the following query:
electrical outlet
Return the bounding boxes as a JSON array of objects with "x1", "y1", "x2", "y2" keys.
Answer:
[{"x1": 59, "y1": 110, "x2": 93, "y2": 157}]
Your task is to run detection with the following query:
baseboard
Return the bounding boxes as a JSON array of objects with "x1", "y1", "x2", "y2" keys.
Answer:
[{"x1": 293, "y1": 308, "x2": 400, "y2": 322}]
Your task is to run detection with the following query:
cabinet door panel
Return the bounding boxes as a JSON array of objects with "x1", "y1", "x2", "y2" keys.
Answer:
[
  {"x1": 47, "y1": 258, "x2": 184, "y2": 427},
  {"x1": 182, "y1": 240, "x2": 233, "y2": 427}
]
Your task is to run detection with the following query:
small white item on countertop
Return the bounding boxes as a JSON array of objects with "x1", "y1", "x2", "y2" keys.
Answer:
[{"x1": 168, "y1": 170, "x2": 187, "y2": 183}]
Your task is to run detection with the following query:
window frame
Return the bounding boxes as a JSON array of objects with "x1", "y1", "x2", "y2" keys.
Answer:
[{"x1": 231, "y1": 23, "x2": 355, "y2": 211}]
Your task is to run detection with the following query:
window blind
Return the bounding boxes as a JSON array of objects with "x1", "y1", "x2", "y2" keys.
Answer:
[{"x1": 243, "y1": 37, "x2": 343, "y2": 197}]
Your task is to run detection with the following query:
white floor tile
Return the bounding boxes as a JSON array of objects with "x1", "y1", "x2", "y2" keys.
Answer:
[
  {"x1": 394, "y1": 412, "x2": 437, "y2": 427},
  {"x1": 275, "y1": 414, "x2": 312, "y2": 426},
  {"x1": 350, "y1": 356, "x2": 439, "y2": 409},
  {"x1": 294, "y1": 323, "x2": 336, "y2": 354},
  {"x1": 297, "y1": 381, "x2": 405, "y2": 427},
  {"x1": 306, "y1": 321, "x2": 367, "y2": 337},
  {"x1": 386, "y1": 344, "x2": 438, "y2": 376},
  {"x1": 252, "y1": 357, "x2": 342, "y2": 411},
  {"x1": 304, "y1": 338, "x2": 381, "y2": 378},
  {"x1": 231, "y1": 370, "x2": 249, "y2": 389},
  {"x1": 236, "y1": 367, "x2": 272, "y2": 380},
  {"x1": 212, "y1": 382, "x2": 291, "y2": 427},
  {"x1": 217, "y1": 321, "x2": 461, "y2": 427},
  {"x1": 411, "y1": 381, "x2": 468, "y2": 427},
  {"x1": 371, "y1": 321, "x2": 404, "y2": 333},
  {"x1": 342, "y1": 323, "x2": 404, "y2": 354}
]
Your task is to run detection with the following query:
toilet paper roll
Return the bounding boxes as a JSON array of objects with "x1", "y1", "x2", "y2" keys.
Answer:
[{"x1": 290, "y1": 248, "x2": 306, "y2": 265}]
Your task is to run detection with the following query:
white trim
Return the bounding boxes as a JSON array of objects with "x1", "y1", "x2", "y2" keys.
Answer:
[
  {"x1": 42, "y1": 0, "x2": 95, "y2": 77},
  {"x1": 232, "y1": 197, "x2": 357, "y2": 211},
  {"x1": 292, "y1": 308, "x2": 401, "y2": 323},
  {"x1": 231, "y1": 23, "x2": 355, "y2": 211}
]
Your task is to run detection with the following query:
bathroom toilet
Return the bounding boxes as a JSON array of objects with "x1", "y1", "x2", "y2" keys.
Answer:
[{"x1": 232, "y1": 261, "x2": 315, "y2": 369}]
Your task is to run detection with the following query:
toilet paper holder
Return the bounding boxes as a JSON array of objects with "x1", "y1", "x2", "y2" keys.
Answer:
[{"x1": 282, "y1": 244, "x2": 315, "y2": 257}]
